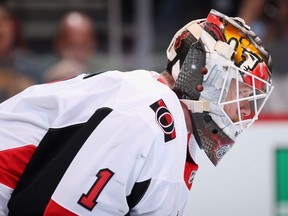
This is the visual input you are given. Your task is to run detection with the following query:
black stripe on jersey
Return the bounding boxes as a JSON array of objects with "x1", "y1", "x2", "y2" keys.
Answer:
[
  {"x1": 125, "y1": 179, "x2": 151, "y2": 215},
  {"x1": 83, "y1": 71, "x2": 106, "y2": 79},
  {"x1": 7, "y1": 107, "x2": 112, "y2": 216}
]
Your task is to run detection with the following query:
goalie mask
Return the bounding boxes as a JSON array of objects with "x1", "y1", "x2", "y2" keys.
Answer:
[{"x1": 166, "y1": 9, "x2": 273, "y2": 165}]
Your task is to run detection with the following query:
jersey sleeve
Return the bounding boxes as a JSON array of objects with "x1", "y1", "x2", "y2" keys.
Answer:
[{"x1": 0, "y1": 84, "x2": 59, "y2": 214}]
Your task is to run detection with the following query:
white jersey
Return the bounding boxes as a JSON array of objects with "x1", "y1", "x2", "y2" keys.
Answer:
[{"x1": 0, "y1": 70, "x2": 198, "y2": 215}]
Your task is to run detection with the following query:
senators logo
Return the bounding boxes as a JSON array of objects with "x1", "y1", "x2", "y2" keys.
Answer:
[{"x1": 150, "y1": 99, "x2": 176, "y2": 142}]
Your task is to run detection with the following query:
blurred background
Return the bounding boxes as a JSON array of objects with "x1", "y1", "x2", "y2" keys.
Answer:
[
  {"x1": 1, "y1": 0, "x2": 287, "y2": 109},
  {"x1": 0, "y1": 0, "x2": 287, "y2": 215}
]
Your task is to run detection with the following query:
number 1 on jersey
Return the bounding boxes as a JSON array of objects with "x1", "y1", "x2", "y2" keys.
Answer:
[{"x1": 78, "y1": 168, "x2": 114, "y2": 211}]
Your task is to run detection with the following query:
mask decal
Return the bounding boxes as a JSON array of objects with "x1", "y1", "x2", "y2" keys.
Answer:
[{"x1": 205, "y1": 12, "x2": 271, "y2": 92}]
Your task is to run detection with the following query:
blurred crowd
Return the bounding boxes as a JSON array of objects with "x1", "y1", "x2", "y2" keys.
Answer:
[
  {"x1": 0, "y1": 3, "x2": 102, "y2": 102},
  {"x1": 0, "y1": 0, "x2": 287, "y2": 114}
]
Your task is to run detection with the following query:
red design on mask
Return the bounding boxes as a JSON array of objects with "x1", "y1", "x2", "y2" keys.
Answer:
[{"x1": 243, "y1": 62, "x2": 269, "y2": 91}]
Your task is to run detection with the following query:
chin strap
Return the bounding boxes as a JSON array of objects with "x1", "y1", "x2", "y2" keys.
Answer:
[{"x1": 180, "y1": 99, "x2": 209, "y2": 113}]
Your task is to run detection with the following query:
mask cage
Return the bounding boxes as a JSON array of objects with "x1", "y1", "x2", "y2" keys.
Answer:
[{"x1": 218, "y1": 64, "x2": 274, "y2": 133}]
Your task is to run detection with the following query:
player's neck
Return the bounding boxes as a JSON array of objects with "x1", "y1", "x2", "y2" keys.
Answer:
[
  {"x1": 159, "y1": 71, "x2": 175, "y2": 89},
  {"x1": 180, "y1": 101, "x2": 193, "y2": 133}
]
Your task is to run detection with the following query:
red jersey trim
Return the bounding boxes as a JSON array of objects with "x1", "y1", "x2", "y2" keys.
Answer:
[
  {"x1": 184, "y1": 133, "x2": 199, "y2": 190},
  {"x1": 0, "y1": 145, "x2": 36, "y2": 189},
  {"x1": 44, "y1": 199, "x2": 78, "y2": 216}
]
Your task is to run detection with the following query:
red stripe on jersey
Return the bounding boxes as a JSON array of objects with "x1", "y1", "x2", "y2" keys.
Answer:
[
  {"x1": 184, "y1": 133, "x2": 199, "y2": 190},
  {"x1": 44, "y1": 199, "x2": 78, "y2": 216},
  {"x1": 0, "y1": 145, "x2": 36, "y2": 189},
  {"x1": 184, "y1": 160, "x2": 198, "y2": 190}
]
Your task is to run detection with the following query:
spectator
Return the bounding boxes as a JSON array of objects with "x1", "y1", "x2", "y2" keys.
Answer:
[
  {"x1": 0, "y1": 4, "x2": 40, "y2": 102},
  {"x1": 238, "y1": 0, "x2": 269, "y2": 40},
  {"x1": 261, "y1": 0, "x2": 288, "y2": 113},
  {"x1": 43, "y1": 11, "x2": 104, "y2": 82},
  {"x1": 54, "y1": 12, "x2": 96, "y2": 65}
]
